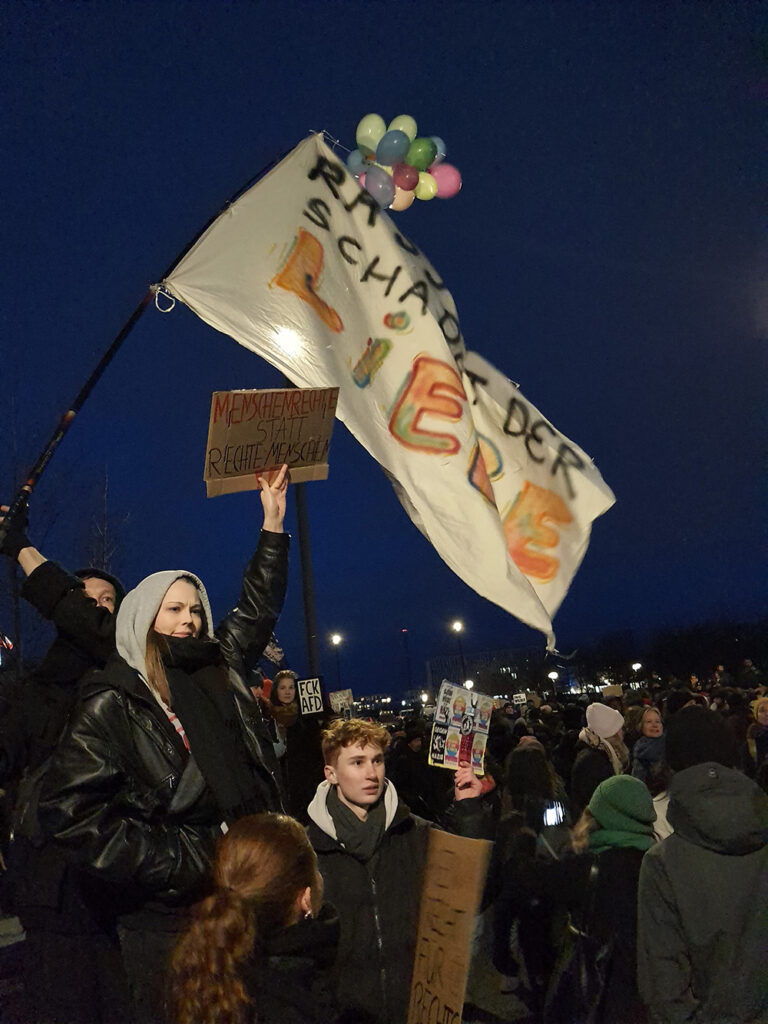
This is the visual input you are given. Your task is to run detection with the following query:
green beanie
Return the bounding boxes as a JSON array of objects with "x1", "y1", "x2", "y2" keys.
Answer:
[{"x1": 588, "y1": 775, "x2": 656, "y2": 835}]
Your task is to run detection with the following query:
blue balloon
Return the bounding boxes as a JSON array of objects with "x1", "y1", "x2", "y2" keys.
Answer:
[
  {"x1": 430, "y1": 136, "x2": 447, "y2": 165},
  {"x1": 365, "y1": 165, "x2": 396, "y2": 208},
  {"x1": 346, "y1": 149, "x2": 368, "y2": 177},
  {"x1": 375, "y1": 129, "x2": 410, "y2": 166}
]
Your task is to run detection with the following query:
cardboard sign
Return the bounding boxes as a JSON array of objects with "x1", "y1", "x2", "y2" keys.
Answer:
[
  {"x1": 407, "y1": 830, "x2": 492, "y2": 1024},
  {"x1": 428, "y1": 682, "x2": 493, "y2": 775},
  {"x1": 512, "y1": 692, "x2": 527, "y2": 705},
  {"x1": 328, "y1": 688, "x2": 354, "y2": 713},
  {"x1": 204, "y1": 386, "x2": 339, "y2": 497},
  {"x1": 296, "y1": 677, "x2": 324, "y2": 715}
]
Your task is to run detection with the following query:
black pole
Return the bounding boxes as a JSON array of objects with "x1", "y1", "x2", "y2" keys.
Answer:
[
  {"x1": 456, "y1": 634, "x2": 467, "y2": 682},
  {"x1": 401, "y1": 628, "x2": 412, "y2": 691},
  {"x1": 334, "y1": 644, "x2": 341, "y2": 688},
  {"x1": 295, "y1": 482, "x2": 320, "y2": 676}
]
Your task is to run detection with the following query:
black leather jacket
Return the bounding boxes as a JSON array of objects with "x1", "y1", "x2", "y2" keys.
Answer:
[{"x1": 38, "y1": 530, "x2": 289, "y2": 908}]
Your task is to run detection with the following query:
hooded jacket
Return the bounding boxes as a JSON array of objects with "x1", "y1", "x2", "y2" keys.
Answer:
[
  {"x1": 307, "y1": 779, "x2": 487, "y2": 1024},
  {"x1": 637, "y1": 762, "x2": 768, "y2": 1023},
  {"x1": 38, "y1": 531, "x2": 289, "y2": 911}
]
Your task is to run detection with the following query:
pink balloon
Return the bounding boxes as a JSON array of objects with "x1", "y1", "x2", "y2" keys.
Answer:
[
  {"x1": 430, "y1": 162, "x2": 462, "y2": 199},
  {"x1": 392, "y1": 162, "x2": 419, "y2": 191},
  {"x1": 358, "y1": 172, "x2": 366, "y2": 189}
]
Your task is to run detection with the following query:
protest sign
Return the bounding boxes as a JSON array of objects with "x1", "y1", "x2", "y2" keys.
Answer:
[
  {"x1": 512, "y1": 692, "x2": 527, "y2": 705},
  {"x1": 328, "y1": 688, "x2": 354, "y2": 713},
  {"x1": 204, "y1": 386, "x2": 338, "y2": 497},
  {"x1": 428, "y1": 681, "x2": 493, "y2": 775},
  {"x1": 296, "y1": 677, "x2": 324, "y2": 715},
  {"x1": 164, "y1": 134, "x2": 614, "y2": 641},
  {"x1": 407, "y1": 830, "x2": 492, "y2": 1024},
  {"x1": 600, "y1": 683, "x2": 622, "y2": 699}
]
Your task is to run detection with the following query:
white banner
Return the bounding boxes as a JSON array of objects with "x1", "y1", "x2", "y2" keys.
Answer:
[{"x1": 162, "y1": 134, "x2": 614, "y2": 640}]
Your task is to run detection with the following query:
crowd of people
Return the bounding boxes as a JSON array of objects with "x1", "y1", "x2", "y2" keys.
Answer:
[{"x1": 0, "y1": 480, "x2": 766, "y2": 1024}]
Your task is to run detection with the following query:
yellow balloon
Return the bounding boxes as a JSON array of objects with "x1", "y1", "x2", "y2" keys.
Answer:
[
  {"x1": 414, "y1": 171, "x2": 437, "y2": 201},
  {"x1": 390, "y1": 186, "x2": 416, "y2": 212},
  {"x1": 374, "y1": 162, "x2": 394, "y2": 176},
  {"x1": 388, "y1": 114, "x2": 418, "y2": 142},
  {"x1": 356, "y1": 113, "x2": 386, "y2": 156}
]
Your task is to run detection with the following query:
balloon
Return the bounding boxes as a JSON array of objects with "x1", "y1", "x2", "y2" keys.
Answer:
[
  {"x1": 388, "y1": 114, "x2": 418, "y2": 141},
  {"x1": 356, "y1": 113, "x2": 387, "y2": 156},
  {"x1": 390, "y1": 186, "x2": 416, "y2": 212},
  {"x1": 376, "y1": 129, "x2": 411, "y2": 166},
  {"x1": 414, "y1": 171, "x2": 438, "y2": 201},
  {"x1": 429, "y1": 136, "x2": 447, "y2": 165},
  {"x1": 358, "y1": 172, "x2": 366, "y2": 189},
  {"x1": 365, "y1": 164, "x2": 396, "y2": 208},
  {"x1": 406, "y1": 137, "x2": 438, "y2": 172},
  {"x1": 346, "y1": 149, "x2": 368, "y2": 177},
  {"x1": 430, "y1": 162, "x2": 462, "y2": 199},
  {"x1": 392, "y1": 162, "x2": 419, "y2": 191}
]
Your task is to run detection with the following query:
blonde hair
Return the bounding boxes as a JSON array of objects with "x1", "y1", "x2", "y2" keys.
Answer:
[
  {"x1": 571, "y1": 807, "x2": 599, "y2": 853},
  {"x1": 170, "y1": 814, "x2": 318, "y2": 1024},
  {"x1": 321, "y1": 718, "x2": 390, "y2": 766}
]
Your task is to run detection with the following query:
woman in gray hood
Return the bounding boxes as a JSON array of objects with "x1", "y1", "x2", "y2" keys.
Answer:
[{"x1": 39, "y1": 466, "x2": 290, "y2": 1023}]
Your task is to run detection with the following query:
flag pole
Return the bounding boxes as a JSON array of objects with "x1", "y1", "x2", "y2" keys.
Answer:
[{"x1": 1, "y1": 143, "x2": 297, "y2": 546}]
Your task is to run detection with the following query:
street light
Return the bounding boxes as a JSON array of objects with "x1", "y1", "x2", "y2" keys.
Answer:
[
  {"x1": 465, "y1": 679, "x2": 474, "y2": 690},
  {"x1": 330, "y1": 633, "x2": 343, "y2": 687},
  {"x1": 421, "y1": 692, "x2": 428, "y2": 704},
  {"x1": 632, "y1": 662, "x2": 642, "y2": 672},
  {"x1": 548, "y1": 671, "x2": 559, "y2": 681}
]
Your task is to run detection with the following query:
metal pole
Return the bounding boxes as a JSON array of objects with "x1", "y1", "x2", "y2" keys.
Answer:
[
  {"x1": 295, "y1": 482, "x2": 320, "y2": 676},
  {"x1": 456, "y1": 634, "x2": 467, "y2": 682},
  {"x1": 401, "y1": 628, "x2": 412, "y2": 690},
  {"x1": 334, "y1": 644, "x2": 341, "y2": 688}
]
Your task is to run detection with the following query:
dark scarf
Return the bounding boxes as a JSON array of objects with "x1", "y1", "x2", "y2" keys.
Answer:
[
  {"x1": 326, "y1": 785, "x2": 387, "y2": 863},
  {"x1": 163, "y1": 636, "x2": 264, "y2": 824}
]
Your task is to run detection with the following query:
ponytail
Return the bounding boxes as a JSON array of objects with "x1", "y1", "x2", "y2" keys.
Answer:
[{"x1": 169, "y1": 814, "x2": 318, "y2": 1024}]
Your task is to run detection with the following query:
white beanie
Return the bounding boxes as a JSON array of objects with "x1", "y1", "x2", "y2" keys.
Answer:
[{"x1": 586, "y1": 702, "x2": 624, "y2": 740}]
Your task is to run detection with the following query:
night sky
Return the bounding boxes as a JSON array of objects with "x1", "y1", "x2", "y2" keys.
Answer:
[{"x1": 1, "y1": 1, "x2": 765, "y2": 695}]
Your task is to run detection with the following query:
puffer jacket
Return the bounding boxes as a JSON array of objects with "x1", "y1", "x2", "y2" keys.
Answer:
[
  {"x1": 637, "y1": 762, "x2": 768, "y2": 1023},
  {"x1": 38, "y1": 530, "x2": 289, "y2": 911}
]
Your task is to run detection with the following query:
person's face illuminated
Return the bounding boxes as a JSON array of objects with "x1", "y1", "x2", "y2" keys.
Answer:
[
  {"x1": 642, "y1": 709, "x2": 663, "y2": 738},
  {"x1": 325, "y1": 742, "x2": 385, "y2": 818},
  {"x1": 153, "y1": 579, "x2": 203, "y2": 639},
  {"x1": 83, "y1": 577, "x2": 116, "y2": 612},
  {"x1": 276, "y1": 677, "x2": 296, "y2": 704},
  {"x1": 756, "y1": 703, "x2": 768, "y2": 728}
]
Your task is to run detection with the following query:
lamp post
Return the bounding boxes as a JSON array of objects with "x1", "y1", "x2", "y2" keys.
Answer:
[
  {"x1": 451, "y1": 620, "x2": 467, "y2": 681},
  {"x1": 464, "y1": 679, "x2": 474, "y2": 690},
  {"x1": 330, "y1": 633, "x2": 342, "y2": 688},
  {"x1": 401, "y1": 628, "x2": 412, "y2": 690}
]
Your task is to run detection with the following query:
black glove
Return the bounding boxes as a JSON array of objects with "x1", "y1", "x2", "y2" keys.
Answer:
[{"x1": 0, "y1": 497, "x2": 31, "y2": 561}]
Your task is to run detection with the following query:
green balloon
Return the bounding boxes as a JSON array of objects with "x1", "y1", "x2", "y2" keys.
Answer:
[
  {"x1": 388, "y1": 114, "x2": 418, "y2": 142},
  {"x1": 406, "y1": 137, "x2": 438, "y2": 173}
]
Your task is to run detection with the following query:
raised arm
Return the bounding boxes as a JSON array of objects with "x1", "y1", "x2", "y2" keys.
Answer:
[
  {"x1": 216, "y1": 466, "x2": 291, "y2": 675},
  {"x1": 0, "y1": 501, "x2": 45, "y2": 575}
]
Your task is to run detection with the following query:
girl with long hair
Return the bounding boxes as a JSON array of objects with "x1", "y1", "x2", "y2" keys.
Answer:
[
  {"x1": 171, "y1": 813, "x2": 340, "y2": 1024},
  {"x1": 39, "y1": 467, "x2": 291, "y2": 1022}
]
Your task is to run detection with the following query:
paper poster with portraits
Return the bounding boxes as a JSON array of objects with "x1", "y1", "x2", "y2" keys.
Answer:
[{"x1": 428, "y1": 681, "x2": 494, "y2": 775}]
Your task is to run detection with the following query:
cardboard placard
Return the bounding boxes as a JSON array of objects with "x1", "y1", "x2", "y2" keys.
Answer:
[
  {"x1": 407, "y1": 830, "x2": 492, "y2": 1024},
  {"x1": 296, "y1": 677, "x2": 324, "y2": 715},
  {"x1": 204, "y1": 386, "x2": 339, "y2": 497},
  {"x1": 512, "y1": 692, "x2": 528, "y2": 705},
  {"x1": 601, "y1": 684, "x2": 622, "y2": 699},
  {"x1": 428, "y1": 682, "x2": 493, "y2": 775},
  {"x1": 328, "y1": 688, "x2": 354, "y2": 713}
]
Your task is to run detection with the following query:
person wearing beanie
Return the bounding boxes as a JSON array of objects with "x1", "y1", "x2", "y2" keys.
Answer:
[
  {"x1": 570, "y1": 702, "x2": 629, "y2": 819},
  {"x1": 637, "y1": 706, "x2": 768, "y2": 1023},
  {"x1": 37, "y1": 467, "x2": 291, "y2": 1024}
]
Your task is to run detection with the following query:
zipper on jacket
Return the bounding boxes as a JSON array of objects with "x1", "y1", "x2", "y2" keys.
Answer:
[{"x1": 370, "y1": 874, "x2": 389, "y2": 1019}]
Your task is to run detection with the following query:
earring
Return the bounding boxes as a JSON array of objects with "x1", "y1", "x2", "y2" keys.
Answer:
[{"x1": 304, "y1": 909, "x2": 313, "y2": 920}]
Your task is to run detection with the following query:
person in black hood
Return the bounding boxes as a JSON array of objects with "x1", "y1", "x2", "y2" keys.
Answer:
[{"x1": 637, "y1": 705, "x2": 768, "y2": 1024}]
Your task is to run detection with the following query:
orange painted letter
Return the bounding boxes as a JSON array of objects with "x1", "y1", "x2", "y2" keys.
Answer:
[
  {"x1": 271, "y1": 228, "x2": 343, "y2": 333},
  {"x1": 389, "y1": 355, "x2": 466, "y2": 454},
  {"x1": 503, "y1": 481, "x2": 572, "y2": 582}
]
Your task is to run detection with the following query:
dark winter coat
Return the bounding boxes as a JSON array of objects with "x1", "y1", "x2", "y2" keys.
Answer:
[
  {"x1": 637, "y1": 762, "x2": 768, "y2": 1023},
  {"x1": 38, "y1": 531, "x2": 289, "y2": 913},
  {"x1": 241, "y1": 903, "x2": 346, "y2": 1024},
  {"x1": 307, "y1": 779, "x2": 489, "y2": 1024}
]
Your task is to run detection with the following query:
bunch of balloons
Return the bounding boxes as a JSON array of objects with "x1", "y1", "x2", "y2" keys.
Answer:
[{"x1": 347, "y1": 113, "x2": 462, "y2": 212}]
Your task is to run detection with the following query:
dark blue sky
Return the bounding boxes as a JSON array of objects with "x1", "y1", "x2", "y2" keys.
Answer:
[{"x1": 2, "y1": 1, "x2": 765, "y2": 694}]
